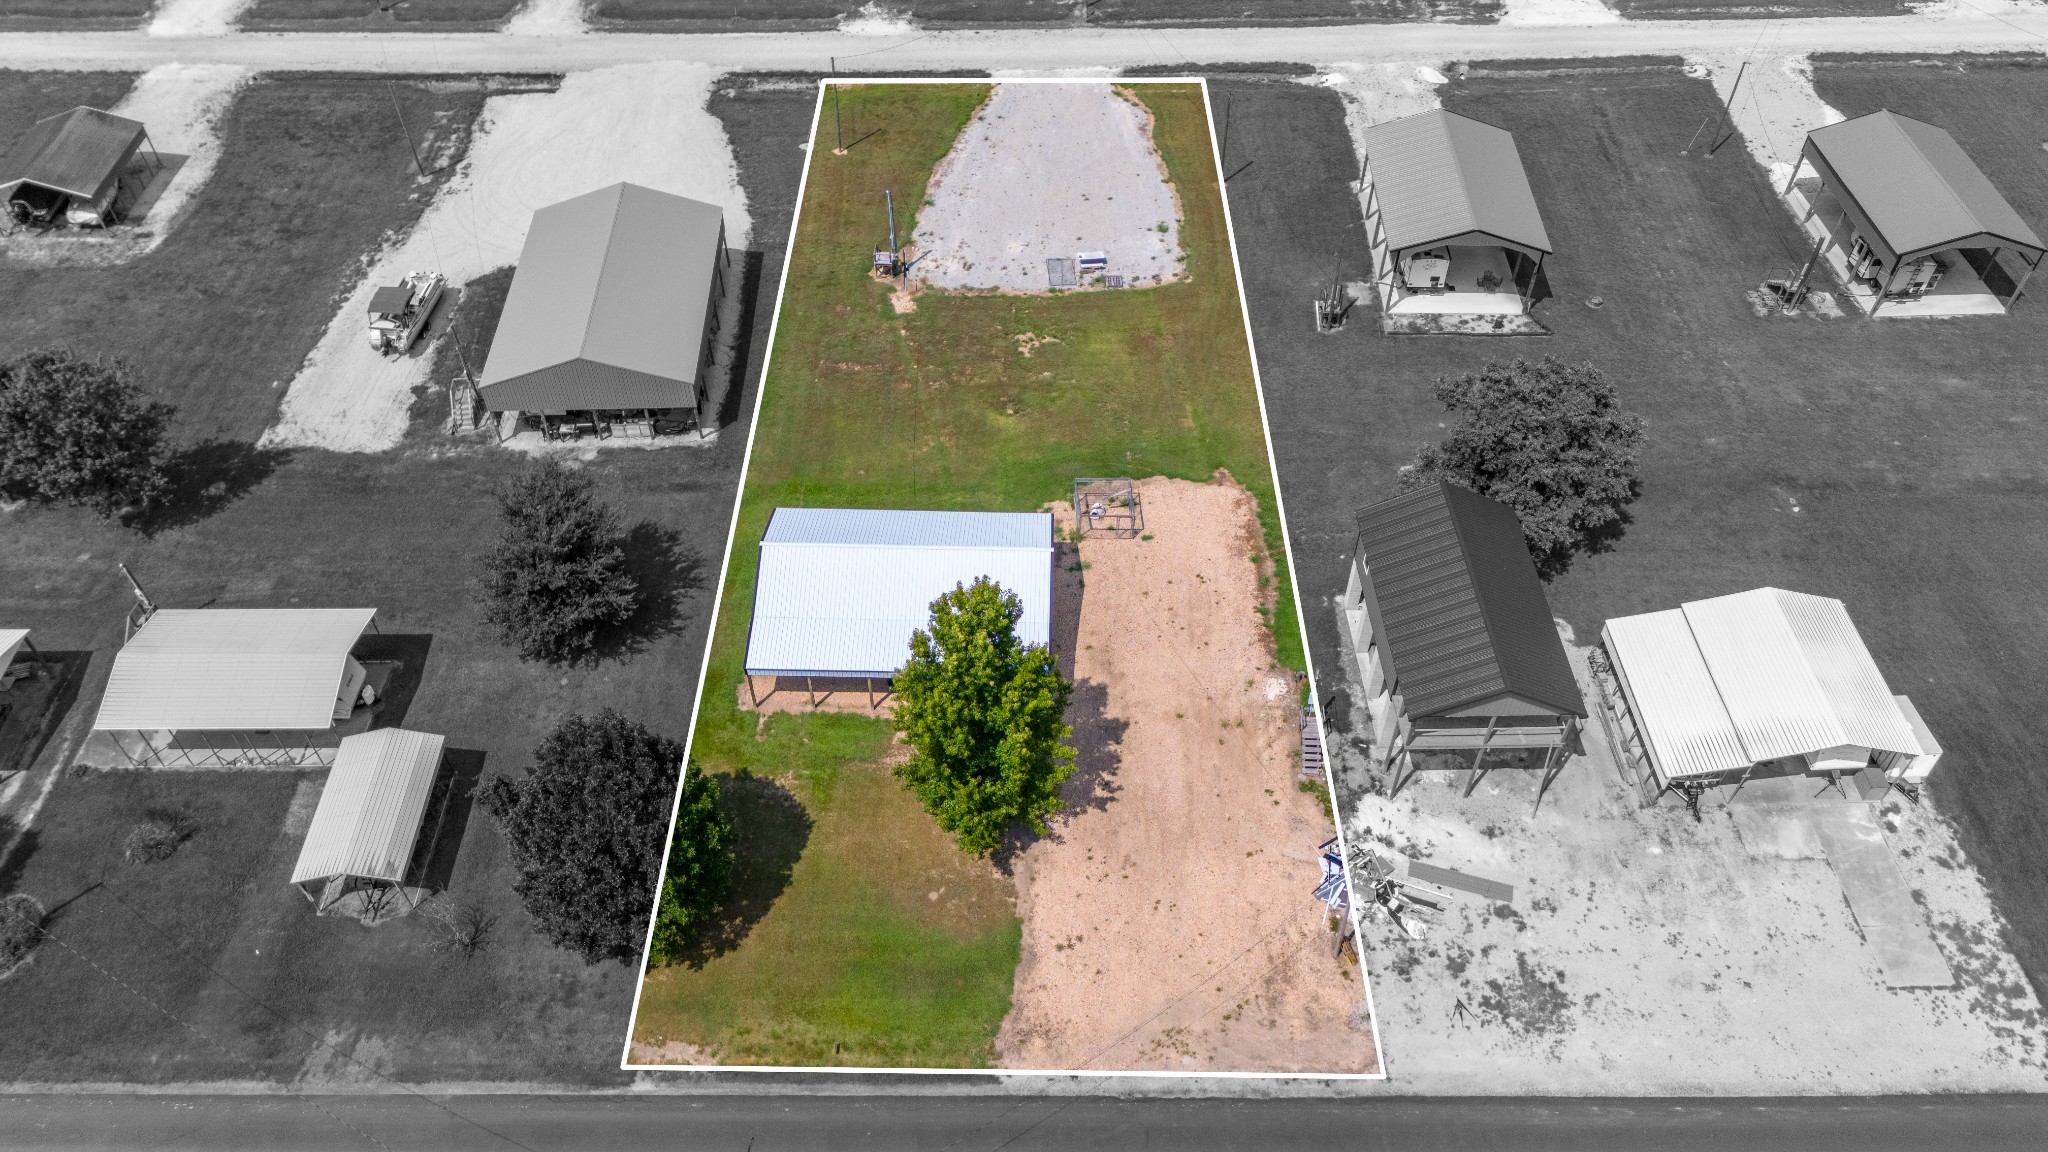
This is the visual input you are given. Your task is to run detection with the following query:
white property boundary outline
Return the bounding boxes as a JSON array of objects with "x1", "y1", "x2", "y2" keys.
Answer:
[{"x1": 621, "y1": 75, "x2": 1386, "y2": 1082}]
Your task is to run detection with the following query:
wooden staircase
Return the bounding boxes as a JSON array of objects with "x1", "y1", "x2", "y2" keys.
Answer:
[{"x1": 1301, "y1": 704, "x2": 1326, "y2": 783}]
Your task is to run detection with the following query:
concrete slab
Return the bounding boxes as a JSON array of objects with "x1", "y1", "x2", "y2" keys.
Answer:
[
  {"x1": 1809, "y1": 804, "x2": 1956, "y2": 988},
  {"x1": 1729, "y1": 805, "x2": 1826, "y2": 860},
  {"x1": 1865, "y1": 923, "x2": 1959, "y2": 989}
]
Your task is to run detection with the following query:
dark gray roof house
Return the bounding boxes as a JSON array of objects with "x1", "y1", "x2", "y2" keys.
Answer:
[
  {"x1": 479, "y1": 182, "x2": 727, "y2": 418},
  {"x1": 1358, "y1": 109, "x2": 1551, "y2": 262},
  {"x1": 1352, "y1": 480, "x2": 1584, "y2": 720},
  {"x1": 0, "y1": 107, "x2": 154, "y2": 223}
]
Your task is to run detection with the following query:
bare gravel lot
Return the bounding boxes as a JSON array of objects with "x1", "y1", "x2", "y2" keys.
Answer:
[
  {"x1": 911, "y1": 82, "x2": 1183, "y2": 293},
  {"x1": 998, "y1": 476, "x2": 1377, "y2": 1074}
]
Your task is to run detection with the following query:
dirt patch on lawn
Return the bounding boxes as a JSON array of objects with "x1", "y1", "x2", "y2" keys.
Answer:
[{"x1": 996, "y1": 475, "x2": 1376, "y2": 1074}]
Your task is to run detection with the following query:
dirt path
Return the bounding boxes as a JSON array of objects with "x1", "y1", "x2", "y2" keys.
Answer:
[
  {"x1": 504, "y1": 0, "x2": 590, "y2": 36},
  {"x1": 996, "y1": 476, "x2": 1376, "y2": 1075},
  {"x1": 145, "y1": 0, "x2": 250, "y2": 37},
  {"x1": 261, "y1": 60, "x2": 750, "y2": 454},
  {"x1": 911, "y1": 82, "x2": 1182, "y2": 293}
]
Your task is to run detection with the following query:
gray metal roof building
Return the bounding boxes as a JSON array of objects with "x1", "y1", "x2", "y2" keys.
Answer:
[
  {"x1": 1358, "y1": 109, "x2": 1552, "y2": 259},
  {"x1": 1354, "y1": 482, "x2": 1583, "y2": 720},
  {"x1": 479, "y1": 182, "x2": 726, "y2": 415},
  {"x1": 745, "y1": 508, "x2": 1055, "y2": 680},
  {"x1": 0, "y1": 106, "x2": 149, "y2": 205},
  {"x1": 1801, "y1": 110, "x2": 2043, "y2": 268}
]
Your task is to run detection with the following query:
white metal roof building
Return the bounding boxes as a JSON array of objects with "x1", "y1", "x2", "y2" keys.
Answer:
[
  {"x1": 1602, "y1": 588, "x2": 1936, "y2": 788},
  {"x1": 292, "y1": 728, "x2": 445, "y2": 904},
  {"x1": 744, "y1": 508, "x2": 1055, "y2": 680},
  {"x1": 94, "y1": 608, "x2": 377, "y2": 733}
]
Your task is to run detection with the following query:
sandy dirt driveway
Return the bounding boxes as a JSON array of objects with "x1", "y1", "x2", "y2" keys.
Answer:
[
  {"x1": 996, "y1": 476, "x2": 1378, "y2": 1075},
  {"x1": 911, "y1": 82, "x2": 1183, "y2": 293}
]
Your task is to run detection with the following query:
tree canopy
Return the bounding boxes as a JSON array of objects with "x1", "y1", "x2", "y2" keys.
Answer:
[
  {"x1": 647, "y1": 765, "x2": 736, "y2": 967},
  {"x1": 480, "y1": 709, "x2": 683, "y2": 965},
  {"x1": 476, "y1": 459, "x2": 639, "y2": 664},
  {"x1": 0, "y1": 348, "x2": 172, "y2": 520},
  {"x1": 892, "y1": 577, "x2": 1074, "y2": 858},
  {"x1": 1402, "y1": 356, "x2": 1646, "y2": 580}
]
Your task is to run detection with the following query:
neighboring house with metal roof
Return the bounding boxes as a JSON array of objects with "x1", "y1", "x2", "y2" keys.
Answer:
[
  {"x1": 93, "y1": 608, "x2": 380, "y2": 767},
  {"x1": 1342, "y1": 481, "x2": 1585, "y2": 809},
  {"x1": 1600, "y1": 588, "x2": 1940, "y2": 805},
  {"x1": 292, "y1": 728, "x2": 446, "y2": 911},
  {"x1": 1358, "y1": 109, "x2": 1552, "y2": 317},
  {"x1": 0, "y1": 106, "x2": 159, "y2": 229},
  {"x1": 480, "y1": 182, "x2": 728, "y2": 439},
  {"x1": 744, "y1": 508, "x2": 1056, "y2": 708},
  {"x1": 1784, "y1": 110, "x2": 2043, "y2": 315}
]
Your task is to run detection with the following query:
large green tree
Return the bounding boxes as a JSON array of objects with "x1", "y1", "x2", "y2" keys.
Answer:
[
  {"x1": 476, "y1": 459, "x2": 639, "y2": 664},
  {"x1": 647, "y1": 766, "x2": 736, "y2": 967},
  {"x1": 893, "y1": 577, "x2": 1074, "y2": 858},
  {"x1": 1402, "y1": 356, "x2": 1646, "y2": 580},
  {"x1": 0, "y1": 348, "x2": 172, "y2": 520},
  {"x1": 480, "y1": 709, "x2": 682, "y2": 964}
]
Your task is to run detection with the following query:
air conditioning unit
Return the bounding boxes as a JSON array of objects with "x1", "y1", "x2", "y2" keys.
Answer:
[{"x1": 1899, "y1": 257, "x2": 1944, "y2": 296}]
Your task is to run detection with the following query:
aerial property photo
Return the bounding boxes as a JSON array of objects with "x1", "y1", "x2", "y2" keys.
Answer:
[{"x1": 624, "y1": 79, "x2": 1378, "y2": 1075}]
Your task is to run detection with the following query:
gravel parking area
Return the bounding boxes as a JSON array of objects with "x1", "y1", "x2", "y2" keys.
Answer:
[{"x1": 911, "y1": 82, "x2": 1183, "y2": 293}]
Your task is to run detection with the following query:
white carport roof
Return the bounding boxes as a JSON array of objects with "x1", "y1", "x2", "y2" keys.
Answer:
[
  {"x1": 1603, "y1": 588, "x2": 1922, "y2": 781},
  {"x1": 291, "y1": 728, "x2": 445, "y2": 887},
  {"x1": 0, "y1": 629, "x2": 28, "y2": 667},
  {"x1": 93, "y1": 608, "x2": 376, "y2": 732},
  {"x1": 744, "y1": 508, "x2": 1054, "y2": 678}
]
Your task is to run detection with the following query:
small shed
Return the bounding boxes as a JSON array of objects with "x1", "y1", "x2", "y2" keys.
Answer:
[
  {"x1": 1601, "y1": 588, "x2": 1936, "y2": 803},
  {"x1": 0, "y1": 106, "x2": 157, "y2": 229},
  {"x1": 1785, "y1": 110, "x2": 2044, "y2": 313},
  {"x1": 743, "y1": 508, "x2": 1056, "y2": 707},
  {"x1": 480, "y1": 182, "x2": 728, "y2": 440},
  {"x1": 1342, "y1": 481, "x2": 1585, "y2": 809},
  {"x1": 1359, "y1": 109, "x2": 1552, "y2": 316},
  {"x1": 93, "y1": 608, "x2": 378, "y2": 767},
  {"x1": 291, "y1": 728, "x2": 446, "y2": 909}
]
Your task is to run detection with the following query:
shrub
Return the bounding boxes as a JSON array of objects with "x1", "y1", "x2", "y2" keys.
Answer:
[
  {"x1": 480, "y1": 709, "x2": 681, "y2": 964},
  {"x1": 122, "y1": 809, "x2": 195, "y2": 864},
  {"x1": 1401, "y1": 356, "x2": 1646, "y2": 580},
  {"x1": 0, "y1": 348, "x2": 174, "y2": 520},
  {"x1": 475, "y1": 460, "x2": 639, "y2": 664},
  {"x1": 647, "y1": 766, "x2": 736, "y2": 967},
  {"x1": 0, "y1": 894, "x2": 45, "y2": 970},
  {"x1": 893, "y1": 577, "x2": 1075, "y2": 857},
  {"x1": 429, "y1": 901, "x2": 499, "y2": 962}
]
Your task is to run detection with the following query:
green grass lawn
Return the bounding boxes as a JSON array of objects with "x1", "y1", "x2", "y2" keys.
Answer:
[
  {"x1": 0, "y1": 2, "x2": 152, "y2": 27},
  {"x1": 240, "y1": 0, "x2": 525, "y2": 27},
  {"x1": 1611, "y1": 0, "x2": 1903, "y2": 18},
  {"x1": 1272, "y1": 58, "x2": 2048, "y2": 1001},
  {"x1": 631, "y1": 81, "x2": 1301, "y2": 1066},
  {"x1": 0, "y1": 69, "x2": 740, "y2": 1086}
]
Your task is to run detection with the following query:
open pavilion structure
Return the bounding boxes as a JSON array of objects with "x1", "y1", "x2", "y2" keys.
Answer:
[
  {"x1": 480, "y1": 182, "x2": 728, "y2": 442},
  {"x1": 1359, "y1": 109, "x2": 1552, "y2": 318},
  {"x1": 743, "y1": 508, "x2": 1055, "y2": 710},
  {"x1": 0, "y1": 106, "x2": 160, "y2": 230},
  {"x1": 1782, "y1": 110, "x2": 2044, "y2": 317},
  {"x1": 92, "y1": 608, "x2": 378, "y2": 768},
  {"x1": 1600, "y1": 588, "x2": 1940, "y2": 811},
  {"x1": 291, "y1": 728, "x2": 447, "y2": 913},
  {"x1": 1343, "y1": 481, "x2": 1586, "y2": 812}
]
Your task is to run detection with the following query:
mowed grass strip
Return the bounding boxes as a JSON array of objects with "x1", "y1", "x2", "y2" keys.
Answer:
[{"x1": 633, "y1": 81, "x2": 1299, "y2": 1067}]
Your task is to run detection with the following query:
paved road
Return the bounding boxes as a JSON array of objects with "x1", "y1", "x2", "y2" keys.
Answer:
[
  {"x1": 0, "y1": 18, "x2": 2043, "y2": 73},
  {"x1": 7, "y1": 1092, "x2": 2048, "y2": 1150}
]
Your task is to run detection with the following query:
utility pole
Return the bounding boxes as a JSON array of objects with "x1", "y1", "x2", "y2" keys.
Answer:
[
  {"x1": 831, "y1": 57, "x2": 845, "y2": 154},
  {"x1": 387, "y1": 82, "x2": 426, "y2": 177},
  {"x1": 885, "y1": 189, "x2": 897, "y2": 257},
  {"x1": 1704, "y1": 60, "x2": 1747, "y2": 159}
]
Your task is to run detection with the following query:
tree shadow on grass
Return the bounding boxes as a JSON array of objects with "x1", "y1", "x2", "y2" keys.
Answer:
[
  {"x1": 591, "y1": 522, "x2": 706, "y2": 664},
  {"x1": 990, "y1": 676, "x2": 1126, "y2": 878},
  {"x1": 133, "y1": 439, "x2": 293, "y2": 536},
  {"x1": 670, "y1": 770, "x2": 811, "y2": 970}
]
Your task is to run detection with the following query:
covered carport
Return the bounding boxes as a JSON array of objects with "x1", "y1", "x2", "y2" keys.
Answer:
[
  {"x1": 1359, "y1": 109, "x2": 1552, "y2": 317},
  {"x1": 292, "y1": 728, "x2": 447, "y2": 913},
  {"x1": 479, "y1": 182, "x2": 729, "y2": 442},
  {"x1": 92, "y1": 608, "x2": 379, "y2": 767},
  {"x1": 1599, "y1": 587, "x2": 1940, "y2": 813},
  {"x1": 1783, "y1": 110, "x2": 2044, "y2": 317},
  {"x1": 743, "y1": 508, "x2": 1055, "y2": 710},
  {"x1": 0, "y1": 106, "x2": 160, "y2": 230}
]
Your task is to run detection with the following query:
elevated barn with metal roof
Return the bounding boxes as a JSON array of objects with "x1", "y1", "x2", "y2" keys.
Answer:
[
  {"x1": 1342, "y1": 481, "x2": 1584, "y2": 809},
  {"x1": 480, "y1": 182, "x2": 728, "y2": 435},
  {"x1": 0, "y1": 106, "x2": 157, "y2": 228},
  {"x1": 1787, "y1": 110, "x2": 2042, "y2": 314},
  {"x1": 1358, "y1": 109, "x2": 1552, "y2": 317},
  {"x1": 744, "y1": 508, "x2": 1055, "y2": 707},
  {"x1": 1601, "y1": 588, "x2": 1940, "y2": 800}
]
